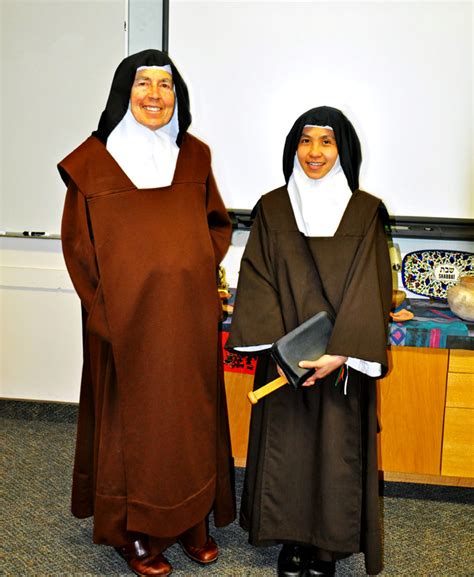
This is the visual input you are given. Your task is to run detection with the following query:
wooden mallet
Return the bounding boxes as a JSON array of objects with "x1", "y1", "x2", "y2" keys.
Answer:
[
  {"x1": 247, "y1": 376, "x2": 287, "y2": 404},
  {"x1": 246, "y1": 311, "x2": 333, "y2": 405}
]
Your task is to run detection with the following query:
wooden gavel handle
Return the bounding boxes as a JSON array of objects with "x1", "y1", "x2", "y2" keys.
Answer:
[{"x1": 247, "y1": 376, "x2": 288, "y2": 405}]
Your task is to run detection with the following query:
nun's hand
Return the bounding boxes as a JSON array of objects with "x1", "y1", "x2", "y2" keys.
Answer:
[{"x1": 299, "y1": 354, "x2": 348, "y2": 387}]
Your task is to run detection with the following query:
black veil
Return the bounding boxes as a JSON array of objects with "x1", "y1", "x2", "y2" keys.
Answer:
[
  {"x1": 93, "y1": 49, "x2": 191, "y2": 146},
  {"x1": 282, "y1": 106, "x2": 362, "y2": 191}
]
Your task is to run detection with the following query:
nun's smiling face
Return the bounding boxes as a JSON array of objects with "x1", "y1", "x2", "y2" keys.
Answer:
[
  {"x1": 130, "y1": 68, "x2": 175, "y2": 130},
  {"x1": 297, "y1": 126, "x2": 339, "y2": 179}
]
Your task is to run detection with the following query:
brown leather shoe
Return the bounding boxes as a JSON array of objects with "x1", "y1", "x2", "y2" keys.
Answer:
[
  {"x1": 179, "y1": 535, "x2": 219, "y2": 564},
  {"x1": 116, "y1": 540, "x2": 173, "y2": 576}
]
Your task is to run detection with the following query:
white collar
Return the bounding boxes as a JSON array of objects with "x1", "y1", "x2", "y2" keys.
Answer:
[
  {"x1": 287, "y1": 153, "x2": 352, "y2": 237},
  {"x1": 106, "y1": 65, "x2": 180, "y2": 189}
]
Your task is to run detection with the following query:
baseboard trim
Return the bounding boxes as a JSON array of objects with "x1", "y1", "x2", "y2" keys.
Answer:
[
  {"x1": 380, "y1": 470, "x2": 474, "y2": 488},
  {"x1": 0, "y1": 398, "x2": 78, "y2": 423}
]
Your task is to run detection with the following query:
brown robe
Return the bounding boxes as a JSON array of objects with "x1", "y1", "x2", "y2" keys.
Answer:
[
  {"x1": 59, "y1": 134, "x2": 236, "y2": 546},
  {"x1": 227, "y1": 186, "x2": 392, "y2": 575}
]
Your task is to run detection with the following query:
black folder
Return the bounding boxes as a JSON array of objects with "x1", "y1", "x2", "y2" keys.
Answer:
[{"x1": 270, "y1": 310, "x2": 334, "y2": 389}]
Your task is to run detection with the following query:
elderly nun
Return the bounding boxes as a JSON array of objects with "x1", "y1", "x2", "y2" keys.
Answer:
[{"x1": 59, "y1": 49, "x2": 235, "y2": 577}]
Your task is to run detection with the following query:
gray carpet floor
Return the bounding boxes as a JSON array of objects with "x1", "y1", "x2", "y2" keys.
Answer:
[{"x1": 1, "y1": 401, "x2": 473, "y2": 576}]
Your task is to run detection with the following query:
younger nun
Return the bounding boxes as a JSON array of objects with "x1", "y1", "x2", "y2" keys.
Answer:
[
  {"x1": 59, "y1": 50, "x2": 235, "y2": 576},
  {"x1": 227, "y1": 106, "x2": 392, "y2": 577}
]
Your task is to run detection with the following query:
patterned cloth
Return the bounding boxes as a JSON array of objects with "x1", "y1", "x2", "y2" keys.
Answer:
[
  {"x1": 221, "y1": 331, "x2": 257, "y2": 374},
  {"x1": 221, "y1": 291, "x2": 257, "y2": 374},
  {"x1": 389, "y1": 299, "x2": 472, "y2": 349}
]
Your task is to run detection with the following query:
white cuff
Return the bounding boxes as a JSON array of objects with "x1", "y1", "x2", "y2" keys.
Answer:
[
  {"x1": 346, "y1": 357, "x2": 382, "y2": 378},
  {"x1": 233, "y1": 344, "x2": 272, "y2": 352}
]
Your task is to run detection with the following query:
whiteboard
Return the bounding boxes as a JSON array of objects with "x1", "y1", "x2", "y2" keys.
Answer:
[
  {"x1": 0, "y1": 0, "x2": 125, "y2": 234},
  {"x1": 169, "y1": 0, "x2": 473, "y2": 218}
]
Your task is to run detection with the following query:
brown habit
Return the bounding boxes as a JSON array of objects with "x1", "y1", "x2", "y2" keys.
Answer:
[
  {"x1": 59, "y1": 134, "x2": 236, "y2": 545},
  {"x1": 227, "y1": 187, "x2": 392, "y2": 575}
]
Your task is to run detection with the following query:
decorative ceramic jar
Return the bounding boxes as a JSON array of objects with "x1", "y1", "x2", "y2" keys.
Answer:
[{"x1": 447, "y1": 276, "x2": 474, "y2": 321}]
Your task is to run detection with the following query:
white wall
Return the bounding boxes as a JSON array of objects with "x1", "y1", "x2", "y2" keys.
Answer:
[
  {"x1": 169, "y1": 0, "x2": 473, "y2": 218},
  {"x1": 0, "y1": 238, "x2": 82, "y2": 402},
  {"x1": 128, "y1": 0, "x2": 164, "y2": 54}
]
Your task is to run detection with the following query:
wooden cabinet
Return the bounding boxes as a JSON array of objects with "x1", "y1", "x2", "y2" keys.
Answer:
[
  {"x1": 374, "y1": 346, "x2": 473, "y2": 486},
  {"x1": 223, "y1": 372, "x2": 253, "y2": 467},
  {"x1": 441, "y1": 350, "x2": 474, "y2": 478},
  {"x1": 376, "y1": 347, "x2": 449, "y2": 476}
]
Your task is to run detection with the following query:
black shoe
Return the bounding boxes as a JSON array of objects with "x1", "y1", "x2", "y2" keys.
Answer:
[
  {"x1": 304, "y1": 557, "x2": 336, "y2": 576},
  {"x1": 277, "y1": 544, "x2": 309, "y2": 577}
]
